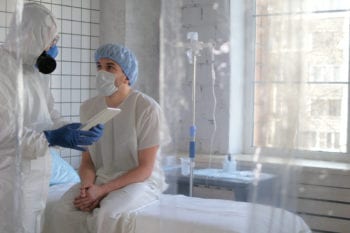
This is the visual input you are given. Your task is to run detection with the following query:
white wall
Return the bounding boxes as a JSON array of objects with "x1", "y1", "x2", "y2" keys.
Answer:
[
  {"x1": 180, "y1": 0, "x2": 231, "y2": 154},
  {"x1": 100, "y1": 0, "x2": 160, "y2": 100},
  {"x1": 157, "y1": 0, "x2": 232, "y2": 155}
]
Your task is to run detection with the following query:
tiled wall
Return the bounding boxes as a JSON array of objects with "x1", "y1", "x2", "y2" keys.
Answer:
[{"x1": 0, "y1": 0, "x2": 100, "y2": 168}]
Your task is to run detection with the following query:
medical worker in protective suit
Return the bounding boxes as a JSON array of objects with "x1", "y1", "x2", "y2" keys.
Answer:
[{"x1": 0, "y1": 3, "x2": 104, "y2": 233}]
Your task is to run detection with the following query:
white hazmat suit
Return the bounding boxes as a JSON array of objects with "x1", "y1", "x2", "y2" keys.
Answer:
[{"x1": 0, "y1": 3, "x2": 65, "y2": 233}]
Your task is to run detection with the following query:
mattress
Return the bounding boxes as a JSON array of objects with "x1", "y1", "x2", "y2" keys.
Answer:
[
  {"x1": 45, "y1": 183, "x2": 311, "y2": 233},
  {"x1": 133, "y1": 195, "x2": 311, "y2": 233}
]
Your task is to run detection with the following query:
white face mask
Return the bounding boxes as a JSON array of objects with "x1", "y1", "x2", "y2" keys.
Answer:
[{"x1": 96, "y1": 70, "x2": 118, "y2": 96}]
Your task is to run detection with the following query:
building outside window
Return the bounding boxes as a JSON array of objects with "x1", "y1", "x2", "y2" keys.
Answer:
[{"x1": 246, "y1": 0, "x2": 350, "y2": 157}]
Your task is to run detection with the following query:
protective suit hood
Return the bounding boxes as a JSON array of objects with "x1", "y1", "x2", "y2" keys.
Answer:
[{"x1": 4, "y1": 2, "x2": 58, "y2": 66}]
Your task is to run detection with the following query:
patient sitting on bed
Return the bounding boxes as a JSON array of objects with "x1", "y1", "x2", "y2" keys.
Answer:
[{"x1": 48, "y1": 44, "x2": 168, "y2": 233}]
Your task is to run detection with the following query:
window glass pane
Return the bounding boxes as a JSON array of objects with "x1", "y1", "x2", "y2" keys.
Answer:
[
  {"x1": 254, "y1": 0, "x2": 349, "y2": 153},
  {"x1": 256, "y1": 0, "x2": 350, "y2": 15}
]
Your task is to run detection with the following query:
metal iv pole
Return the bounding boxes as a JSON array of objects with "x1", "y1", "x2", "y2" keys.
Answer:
[
  {"x1": 186, "y1": 32, "x2": 214, "y2": 197},
  {"x1": 186, "y1": 32, "x2": 200, "y2": 197}
]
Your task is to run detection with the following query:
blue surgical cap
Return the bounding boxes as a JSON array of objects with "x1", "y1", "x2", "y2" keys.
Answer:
[{"x1": 94, "y1": 44, "x2": 138, "y2": 86}]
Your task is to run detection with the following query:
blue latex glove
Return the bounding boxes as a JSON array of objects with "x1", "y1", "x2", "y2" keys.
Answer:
[
  {"x1": 47, "y1": 44, "x2": 59, "y2": 58},
  {"x1": 44, "y1": 123, "x2": 104, "y2": 151}
]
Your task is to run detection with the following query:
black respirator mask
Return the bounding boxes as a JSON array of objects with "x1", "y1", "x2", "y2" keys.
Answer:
[{"x1": 35, "y1": 51, "x2": 57, "y2": 74}]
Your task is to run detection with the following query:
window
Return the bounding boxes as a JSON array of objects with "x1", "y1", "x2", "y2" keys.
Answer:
[
  {"x1": 300, "y1": 131, "x2": 316, "y2": 148},
  {"x1": 309, "y1": 65, "x2": 344, "y2": 82},
  {"x1": 310, "y1": 99, "x2": 342, "y2": 117},
  {"x1": 245, "y1": 0, "x2": 350, "y2": 158}
]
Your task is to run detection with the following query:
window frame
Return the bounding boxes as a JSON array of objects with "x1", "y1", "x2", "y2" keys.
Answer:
[{"x1": 240, "y1": 0, "x2": 350, "y2": 163}]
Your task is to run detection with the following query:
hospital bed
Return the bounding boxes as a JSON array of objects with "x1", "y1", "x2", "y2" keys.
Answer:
[
  {"x1": 44, "y1": 182, "x2": 311, "y2": 233},
  {"x1": 44, "y1": 152, "x2": 311, "y2": 233}
]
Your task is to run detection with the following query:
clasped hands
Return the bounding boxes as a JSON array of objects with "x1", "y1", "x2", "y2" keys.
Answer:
[{"x1": 73, "y1": 184, "x2": 106, "y2": 212}]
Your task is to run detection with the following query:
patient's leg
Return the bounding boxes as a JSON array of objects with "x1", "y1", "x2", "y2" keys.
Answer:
[
  {"x1": 87, "y1": 182, "x2": 159, "y2": 233},
  {"x1": 47, "y1": 184, "x2": 89, "y2": 233}
]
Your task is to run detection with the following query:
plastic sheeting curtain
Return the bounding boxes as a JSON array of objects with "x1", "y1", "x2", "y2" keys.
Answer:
[
  {"x1": 1, "y1": 1, "x2": 25, "y2": 232},
  {"x1": 159, "y1": 0, "x2": 349, "y2": 232}
]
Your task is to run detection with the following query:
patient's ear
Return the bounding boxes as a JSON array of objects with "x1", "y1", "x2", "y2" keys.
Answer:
[{"x1": 124, "y1": 77, "x2": 130, "y2": 85}]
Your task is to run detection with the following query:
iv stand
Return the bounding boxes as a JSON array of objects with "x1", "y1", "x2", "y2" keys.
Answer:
[
  {"x1": 187, "y1": 32, "x2": 199, "y2": 197},
  {"x1": 186, "y1": 32, "x2": 214, "y2": 197},
  {"x1": 189, "y1": 51, "x2": 197, "y2": 197}
]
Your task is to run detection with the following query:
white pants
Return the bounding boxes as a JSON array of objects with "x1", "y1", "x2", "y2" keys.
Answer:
[
  {"x1": 48, "y1": 181, "x2": 159, "y2": 233},
  {"x1": 23, "y1": 154, "x2": 51, "y2": 233},
  {"x1": 0, "y1": 153, "x2": 51, "y2": 233}
]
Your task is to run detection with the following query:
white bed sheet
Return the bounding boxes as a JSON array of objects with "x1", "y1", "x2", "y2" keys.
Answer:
[
  {"x1": 134, "y1": 195, "x2": 311, "y2": 233},
  {"x1": 45, "y1": 183, "x2": 311, "y2": 233}
]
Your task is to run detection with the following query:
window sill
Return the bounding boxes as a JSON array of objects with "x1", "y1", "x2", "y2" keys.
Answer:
[
  {"x1": 176, "y1": 153, "x2": 350, "y2": 175},
  {"x1": 235, "y1": 154, "x2": 350, "y2": 174}
]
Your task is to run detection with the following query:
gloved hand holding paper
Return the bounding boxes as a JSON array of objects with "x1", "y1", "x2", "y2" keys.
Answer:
[{"x1": 44, "y1": 123, "x2": 105, "y2": 151}]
